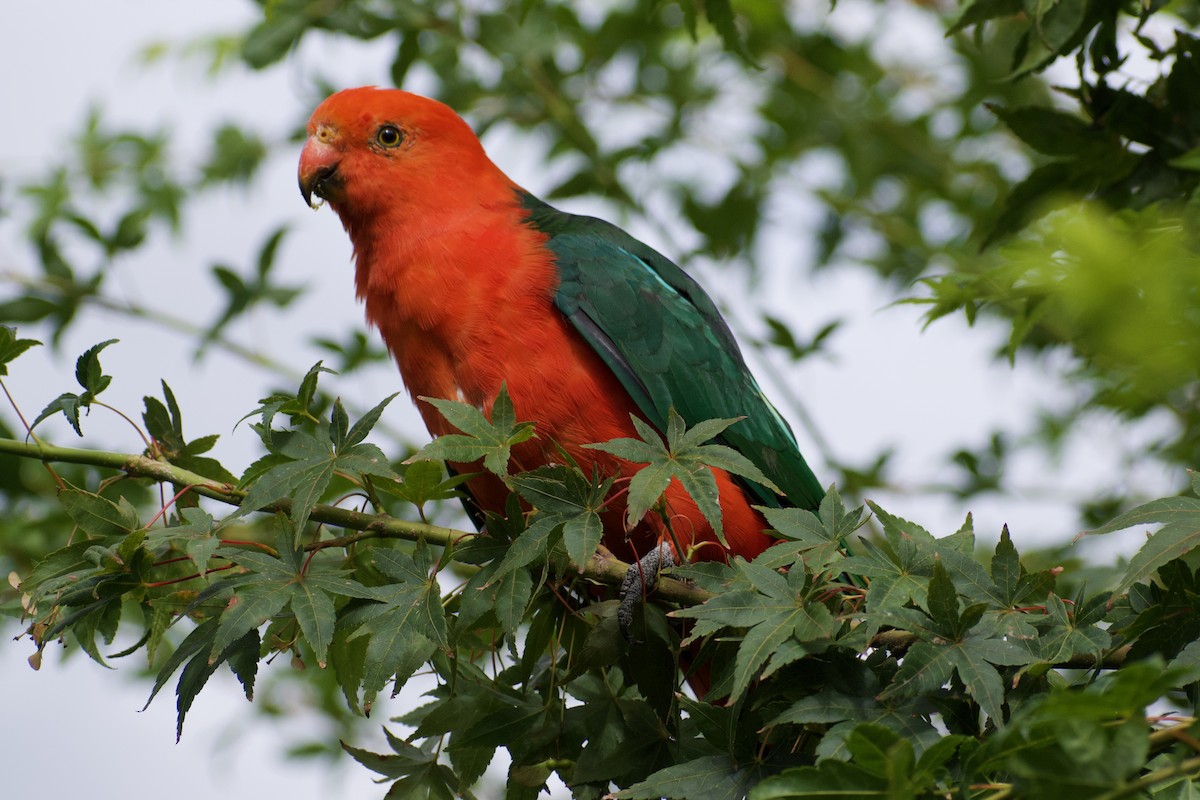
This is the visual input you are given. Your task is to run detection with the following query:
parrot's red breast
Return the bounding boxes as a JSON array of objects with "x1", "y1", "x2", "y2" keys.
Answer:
[{"x1": 298, "y1": 87, "x2": 775, "y2": 564}]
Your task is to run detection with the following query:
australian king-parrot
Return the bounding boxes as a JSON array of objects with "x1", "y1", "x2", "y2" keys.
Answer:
[{"x1": 297, "y1": 87, "x2": 823, "y2": 631}]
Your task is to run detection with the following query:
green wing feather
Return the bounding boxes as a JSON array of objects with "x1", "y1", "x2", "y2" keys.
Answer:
[{"x1": 520, "y1": 193, "x2": 823, "y2": 511}]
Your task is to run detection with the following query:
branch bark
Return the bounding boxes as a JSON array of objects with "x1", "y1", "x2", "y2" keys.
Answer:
[
  {"x1": 0, "y1": 436, "x2": 711, "y2": 607},
  {"x1": 0, "y1": 436, "x2": 1136, "y2": 668}
]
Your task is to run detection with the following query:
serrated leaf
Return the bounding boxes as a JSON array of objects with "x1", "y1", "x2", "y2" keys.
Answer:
[
  {"x1": 235, "y1": 430, "x2": 344, "y2": 542},
  {"x1": 364, "y1": 623, "x2": 436, "y2": 702},
  {"x1": 1085, "y1": 496, "x2": 1200, "y2": 598},
  {"x1": 379, "y1": 459, "x2": 470, "y2": 513},
  {"x1": 329, "y1": 398, "x2": 349, "y2": 450},
  {"x1": 510, "y1": 466, "x2": 610, "y2": 566},
  {"x1": 491, "y1": 568, "x2": 533, "y2": 635},
  {"x1": 226, "y1": 627, "x2": 260, "y2": 701},
  {"x1": 341, "y1": 735, "x2": 438, "y2": 781},
  {"x1": 145, "y1": 621, "x2": 217, "y2": 713},
  {"x1": 618, "y1": 754, "x2": 750, "y2": 799},
  {"x1": 174, "y1": 626, "x2": 258, "y2": 740},
  {"x1": 335, "y1": 442, "x2": 400, "y2": 480},
  {"x1": 989, "y1": 104, "x2": 1103, "y2": 157},
  {"x1": 33, "y1": 392, "x2": 83, "y2": 435},
  {"x1": 672, "y1": 589, "x2": 769, "y2": 638},
  {"x1": 74, "y1": 338, "x2": 118, "y2": 397},
  {"x1": 210, "y1": 584, "x2": 291, "y2": 663},
  {"x1": 926, "y1": 559, "x2": 961, "y2": 634},
  {"x1": 349, "y1": 565, "x2": 445, "y2": 701},
  {"x1": 991, "y1": 525, "x2": 1021, "y2": 605},
  {"x1": 0, "y1": 326, "x2": 41, "y2": 375},
  {"x1": 60, "y1": 488, "x2": 139, "y2": 538},
  {"x1": 587, "y1": 409, "x2": 779, "y2": 545},
  {"x1": 750, "y1": 760, "x2": 888, "y2": 799},
  {"x1": 345, "y1": 392, "x2": 400, "y2": 448},
  {"x1": 290, "y1": 579, "x2": 337, "y2": 667},
  {"x1": 729, "y1": 601, "x2": 832, "y2": 701},
  {"x1": 490, "y1": 514, "x2": 561, "y2": 581},
  {"x1": 447, "y1": 744, "x2": 494, "y2": 789},
  {"x1": 369, "y1": 545, "x2": 430, "y2": 585},
  {"x1": 414, "y1": 385, "x2": 535, "y2": 476},
  {"x1": 879, "y1": 642, "x2": 956, "y2": 705}
]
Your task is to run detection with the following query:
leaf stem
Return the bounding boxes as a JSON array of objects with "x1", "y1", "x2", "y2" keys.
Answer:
[
  {"x1": 0, "y1": 376, "x2": 65, "y2": 489},
  {"x1": 92, "y1": 400, "x2": 153, "y2": 449},
  {"x1": 144, "y1": 563, "x2": 237, "y2": 587}
]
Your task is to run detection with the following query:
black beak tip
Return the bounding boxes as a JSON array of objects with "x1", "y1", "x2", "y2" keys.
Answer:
[{"x1": 300, "y1": 164, "x2": 340, "y2": 208}]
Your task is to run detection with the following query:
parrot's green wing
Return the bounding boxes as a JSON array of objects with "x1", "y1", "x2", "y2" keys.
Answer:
[{"x1": 520, "y1": 193, "x2": 823, "y2": 511}]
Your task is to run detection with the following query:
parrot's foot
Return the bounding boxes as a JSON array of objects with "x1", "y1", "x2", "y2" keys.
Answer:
[{"x1": 618, "y1": 542, "x2": 676, "y2": 643}]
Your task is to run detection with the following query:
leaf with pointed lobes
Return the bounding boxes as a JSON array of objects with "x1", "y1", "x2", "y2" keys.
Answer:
[
  {"x1": 586, "y1": 408, "x2": 781, "y2": 546},
  {"x1": 412, "y1": 384, "x2": 536, "y2": 477},
  {"x1": 31, "y1": 338, "x2": 119, "y2": 435},
  {"x1": 0, "y1": 326, "x2": 40, "y2": 375}
]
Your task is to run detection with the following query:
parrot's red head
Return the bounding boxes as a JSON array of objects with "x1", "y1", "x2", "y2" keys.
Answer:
[{"x1": 298, "y1": 87, "x2": 514, "y2": 227}]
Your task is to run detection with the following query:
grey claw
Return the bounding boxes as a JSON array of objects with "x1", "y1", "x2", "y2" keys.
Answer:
[{"x1": 618, "y1": 543, "x2": 676, "y2": 643}]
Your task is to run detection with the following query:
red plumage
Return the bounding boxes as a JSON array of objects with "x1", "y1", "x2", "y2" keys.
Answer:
[{"x1": 298, "y1": 87, "x2": 774, "y2": 566}]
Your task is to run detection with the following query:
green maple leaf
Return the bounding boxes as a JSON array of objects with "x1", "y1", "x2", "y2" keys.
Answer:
[
  {"x1": 878, "y1": 562, "x2": 1033, "y2": 723},
  {"x1": 458, "y1": 561, "x2": 534, "y2": 636},
  {"x1": 674, "y1": 559, "x2": 838, "y2": 702},
  {"x1": 755, "y1": 486, "x2": 865, "y2": 571},
  {"x1": 0, "y1": 326, "x2": 40, "y2": 375},
  {"x1": 143, "y1": 506, "x2": 221, "y2": 576},
  {"x1": 58, "y1": 488, "x2": 139, "y2": 538},
  {"x1": 32, "y1": 338, "x2": 118, "y2": 436},
  {"x1": 342, "y1": 730, "x2": 460, "y2": 799},
  {"x1": 1029, "y1": 591, "x2": 1111, "y2": 666},
  {"x1": 491, "y1": 465, "x2": 614, "y2": 578},
  {"x1": 240, "y1": 361, "x2": 335, "y2": 430},
  {"x1": 770, "y1": 692, "x2": 941, "y2": 762},
  {"x1": 142, "y1": 381, "x2": 238, "y2": 484},
  {"x1": 343, "y1": 544, "x2": 447, "y2": 702},
  {"x1": 618, "y1": 754, "x2": 754, "y2": 800},
  {"x1": 207, "y1": 532, "x2": 378, "y2": 671},
  {"x1": 237, "y1": 392, "x2": 399, "y2": 543},
  {"x1": 842, "y1": 504, "x2": 996, "y2": 619},
  {"x1": 586, "y1": 408, "x2": 780, "y2": 546},
  {"x1": 978, "y1": 526, "x2": 1057, "y2": 640},
  {"x1": 1083, "y1": 483, "x2": 1200, "y2": 599},
  {"x1": 143, "y1": 618, "x2": 261, "y2": 741},
  {"x1": 412, "y1": 384, "x2": 535, "y2": 476},
  {"x1": 376, "y1": 459, "x2": 474, "y2": 517},
  {"x1": 840, "y1": 516, "x2": 937, "y2": 614}
]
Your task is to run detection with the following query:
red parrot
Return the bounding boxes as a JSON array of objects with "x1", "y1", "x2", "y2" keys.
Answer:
[{"x1": 297, "y1": 87, "x2": 822, "y2": 612}]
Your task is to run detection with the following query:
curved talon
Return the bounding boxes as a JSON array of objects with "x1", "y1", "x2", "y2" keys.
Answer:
[{"x1": 618, "y1": 542, "x2": 676, "y2": 643}]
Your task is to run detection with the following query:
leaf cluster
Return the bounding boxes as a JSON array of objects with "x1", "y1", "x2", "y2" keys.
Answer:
[{"x1": 7, "y1": 347, "x2": 1200, "y2": 798}]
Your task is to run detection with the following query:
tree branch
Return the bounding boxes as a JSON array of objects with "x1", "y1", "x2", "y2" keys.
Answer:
[
  {"x1": 0, "y1": 436, "x2": 710, "y2": 606},
  {"x1": 0, "y1": 436, "x2": 1144, "y2": 665}
]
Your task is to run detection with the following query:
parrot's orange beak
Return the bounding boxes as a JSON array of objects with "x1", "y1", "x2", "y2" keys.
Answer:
[{"x1": 299, "y1": 133, "x2": 343, "y2": 208}]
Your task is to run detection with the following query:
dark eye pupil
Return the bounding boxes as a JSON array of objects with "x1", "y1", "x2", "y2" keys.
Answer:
[{"x1": 378, "y1": 126, "x2": 401, "y2": 146}]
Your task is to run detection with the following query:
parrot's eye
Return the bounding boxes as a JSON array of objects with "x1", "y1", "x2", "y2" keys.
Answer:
[{"x1": 375, "y1": 125, "x2": 404, "y2": 148}]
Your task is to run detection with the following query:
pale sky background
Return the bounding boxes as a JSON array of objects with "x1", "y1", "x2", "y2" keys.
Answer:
[{"x1": 0, "y1": 1, "x2": 1176, "y2": 798}]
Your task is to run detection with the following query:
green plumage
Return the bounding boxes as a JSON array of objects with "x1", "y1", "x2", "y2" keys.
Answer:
[{"x1": 520, "y1": 193, "x2": 823, "y2": 511}]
